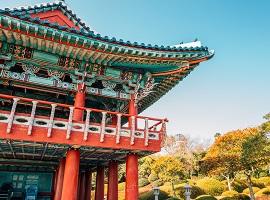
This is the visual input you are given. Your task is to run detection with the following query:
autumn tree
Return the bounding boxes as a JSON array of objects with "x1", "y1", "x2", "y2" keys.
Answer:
[{"x1": 151, "y1": 156, "x2": 184, "y2": 196}]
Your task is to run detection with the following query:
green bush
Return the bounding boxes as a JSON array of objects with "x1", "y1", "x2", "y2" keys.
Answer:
[
  {"x1": 139, "y1": 190, "x2": 170, "y2": 200},
  {"x1": 221, "y1": 190, "x2": 238, "y2": 197},
  {"x1": 258, "y1": 177, "x2": 270, "y2": 187},
  {"x1": 196, "y1": 178, "x2": 226, "y2": 196},
  {"x1": 152, "y1": 179, "x2": 164, "y2": 187},
  {"x1": 195, "y1": 195, "x2": 217, "y2": 200},
  {"x1": 255, "y1": 187, "x2": 270, "y2": 197},
  {"x1": 148, "y1": 173, "x2": 159, "y2": 183},
  {"x1": 242, "y1": 187, "x2": 260, "y2": 194},
  {"x1": 219, "y1": 194, "x2": 250, "y2": 200},
  {"x1": 174, "y1": 184, "x2": 205, "y2": 199},
  {"x1": 139, "y1": 178, "x2": 150, "y2": 187},
  {"x1": 231, "y1": 180, "x2": 247, "y2": 193}
]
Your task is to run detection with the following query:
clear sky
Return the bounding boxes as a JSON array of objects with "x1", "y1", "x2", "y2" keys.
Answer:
[{"x1": 1, "y1": 0, "x2": 270, "y2": 140}]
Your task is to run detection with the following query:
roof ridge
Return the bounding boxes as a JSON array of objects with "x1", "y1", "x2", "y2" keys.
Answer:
[{"x1": 4, "y1": 0, "x2": 93, "y2": 33}]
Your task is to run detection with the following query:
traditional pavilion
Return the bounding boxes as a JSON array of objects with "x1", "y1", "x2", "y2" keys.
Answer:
[{"x1": 0, "y1": 1, "x2": 214, "y2": 200}]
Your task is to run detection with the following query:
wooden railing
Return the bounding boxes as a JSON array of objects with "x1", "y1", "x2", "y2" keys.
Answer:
[{"x1": 0, "y1": 94, "x2": 168, "y2": 147}]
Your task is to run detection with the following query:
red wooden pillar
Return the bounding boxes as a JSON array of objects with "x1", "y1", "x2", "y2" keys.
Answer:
[
  {"x1": 107, "y1": 161, "x2": 118, "y2": 200},
  {"x1": 73, "y1": 83, "x2": 85, "y2": 121},
  {"x1": 61, "y1": 150, "x2": 80, "y2": 200},
  {"x1": 85, "y1": 171, "x2": 92, "y2": 200},
  {"x1": 79, "y1": 172, "x2": 86, "y2": 200},
  {"x1": 125, "y1": 154, "x2": 139, "y2": 200},
  {"x1": 95, "y1": 166, "x2": 105, "y2": 200},
  {"x1": 54, "y1": 158, "x2": 65, "y2": 200}
]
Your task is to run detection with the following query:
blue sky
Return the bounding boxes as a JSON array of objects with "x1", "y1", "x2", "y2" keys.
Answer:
[{"x1": 1, "y1": 0, "x2": 270, "y2": 139}]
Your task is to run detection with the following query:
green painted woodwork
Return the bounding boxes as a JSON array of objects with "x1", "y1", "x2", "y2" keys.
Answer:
[{"x1": 33, "y1": 51, "x2": 58, "y2": 65}]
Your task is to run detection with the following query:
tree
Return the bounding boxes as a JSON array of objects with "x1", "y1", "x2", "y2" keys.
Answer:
[
  {"x1": 240, "y1": 132, "x2": 270, "y2": 199},
  {"x1": 201, "y1": 127, "x2": 270, "y2": 200},
  {"x1": 151, "y1": 156, "x2": 184, "y2": 196}
]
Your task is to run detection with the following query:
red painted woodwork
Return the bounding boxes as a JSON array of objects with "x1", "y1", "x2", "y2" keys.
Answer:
[
  {"x1": 79, "y1": 172, "x2": 86, "y2": 200},
  {"x1": 31, "y1": 10, "x2": 80, "y2": 30},
  {"x1": 54, "y1": 158, "x2": 65, "y2": 200},
  {"x1": 125, "y1": 154, "x2": 139, "y2": 200},
  {"x1": 0, "y1": 120, "x2": 161, "y2": 152},
  {"x1": 73, "y1": 84, "x2": 86, "y2": 121},
  {"x1": 61, "y1": 150, "x2": 80, "y2": 200},
  {"x1": 95, "y1": 166, "x2": 105, "y2": 200},
  {"x1": 107, "y1": 161, "x2": 118, "y2": 200},
  {"x1": 85, "y1": 171, "x2": 92, "y2": 200}
]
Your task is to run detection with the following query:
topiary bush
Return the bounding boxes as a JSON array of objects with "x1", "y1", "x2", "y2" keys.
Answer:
[
  {"x1": 231, "y1": 194, "x2": 250, "y2": 200},
  {"x1": 221, "y1": 190, "x2": 238, "y2": 197},
  {"x1": 196, "y1": 178, "x2": 226, "y2": 196},
  {"x1": 139, "y1": 190, "x2": 170, "y2": 200},
  {"x1": 219, "y1": 194, "x2": 250, "y2": 200},
  {"x1": 174, "y1": 184, "x2": 205, "y2": 199},
  {"x1": 195, "y1": 195, "x2": 217, "y2": 200},
  {"x1": 255, "y1": 187, "x2": 270, "y2": 197},
  {"x1": 139, "y1": 178, "x2": 150, "y2": 187},
  {"x1": 148, "y1": 173, "x2": 159, "y2": 183},
  {"x1": 258, "y1": 177, "x2": 270, "y2": 187},
  {"x1": 231, "y1": 180, "x2": 248, "y2": 193},
  {"x1": 251, "y1": 178, "x2": 266, "y2": 188},
  {"x1": 242, "y1": 187, "x2": 260, "y2": 194}
]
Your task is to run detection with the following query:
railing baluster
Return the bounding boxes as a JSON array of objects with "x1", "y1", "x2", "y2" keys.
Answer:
[
  {"x1": 27, "y1": 101, "x2": 38, "y2": 136},
  {"x1": 47, "y1": 104, "x2": 57, "y2": 138},
  {"x1": 161, "y1": 120, "x2": 167, "y2": 146},
  {"x1": 66, "y1": 107, "x2": 74, "y2": 139},
  {"x1": 130, "y1": 116, "x2": 136, "y2": 145},
  {"x1": 100, "y1": 111, "x2": 107, "y2": 142},
  {"x1": 83, "y1": 109, "x2": 91, "y2": 141},
  {"x1": 7, "y1": 98, "x2": 19, "y2": 134},
  {"x1": 116, "y1": 114, "x2": 122, "y2": 144},
  {"x1": 144, "y1": 118, "x2": 149, "y2": 146}
]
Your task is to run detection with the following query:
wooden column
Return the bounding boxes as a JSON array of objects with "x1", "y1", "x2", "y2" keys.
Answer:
[
  {"x1": 125, "y1": 154, "x2": 139, "y2": 200},
  {"x1": 95, "y1": 166, "x2": 105, "y2": 200},
  {"x1": 85, "y1": 171, "x2": 92, "y2": 200},
  {"x1": 54, "y1": 158, "x2": 65, "y2": 200},
  {"x1": 107, "y1": 161, "x2": 118, "y2": 200},
  {"x1": 61, "y1": 150, "x2": 80, "y2": 200},
  {"x1": 79, "y1": 172, "x2": 86, "y2": 200}
]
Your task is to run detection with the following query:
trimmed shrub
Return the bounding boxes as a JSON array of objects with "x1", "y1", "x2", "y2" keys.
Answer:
[
  {"x1": 196, "y1": 178, "x2": 226, "y2": 196},
  {"x1": 255, "y1": 187, "x2": 270, "y2": 197},
  {"x1": 242, "y1": 187, "x2": 260, "y2": 194},
  {"x1": 139, "y1": 190, "x2": 169, "y2": 200},
  {"x1": 251, "y1": 178, "x2": 266, "y2": 188},
  {"x1": 148, "y1": 173, "x2": 159, "y2": 183},
  {"x1": 231, "y1": 180, "x2": 247, "y2": 193},
  {"x1": 258, "y1": 177, "x2": 270, "y2": 187},
  {"x1": 195, "y1": 195, "x2": 217, "y2": 200},
  {"x1": 231, "y1": 194, "x2": 250, "y2": 200},
  {"x1": 174, "y1": 184, "x2": 205, "y2": 199},
  {"x1": 139, "y1": 178, "x2": 150, "y2": 187},
  {"x1": 221, "y1": 190, "x2": 238, "y2": 197},
  {"x1": 219, "y1": 197, "x2": 233, "y2": 200},
  {"x1": 220, "y1": 194, "x2": 250, "y2": 200},
  {"x1": 166, "y1": 198, "x2": 181, "y2": 200},
  {"x1": 152, "y1": 179, "x2": 164, "y2": 187}
]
